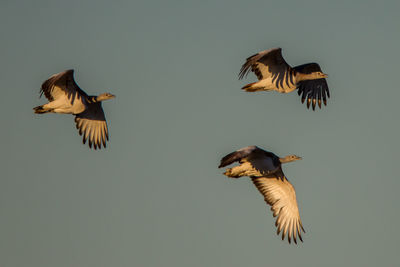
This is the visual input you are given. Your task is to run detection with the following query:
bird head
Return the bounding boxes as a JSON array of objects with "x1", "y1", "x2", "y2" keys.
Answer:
[
  {"x1": 96, "y1": 93, "x2": 116, "y2": 102},
  {"x1": 280, "y1": 155, "x2": 302, "y2": 163},
  {"x1": 313, "y1": 71, "x2": 328, "y2": 79}
]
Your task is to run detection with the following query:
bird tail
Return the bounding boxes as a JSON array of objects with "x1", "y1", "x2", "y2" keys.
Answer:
[
  {"x1": 33, "y1": 105, "x2": 50, "y2": 114},
  {"x1": 223, "y1": 168, "x2": 241, "y2": 178},
  {"x1": 241, "y1": 82, "x2": 264, "y2": 92}
]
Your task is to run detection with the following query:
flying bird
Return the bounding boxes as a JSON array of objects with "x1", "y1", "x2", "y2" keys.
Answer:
[
  {"x1": 239, "y1": 48, "x2": 330, "y2": 110},
  {"x1": 218, "y1": 145, "x2": 305, "y2": 244},
  {"x1": 33, "y1": 70, "x2": 115, "y2": 149}
]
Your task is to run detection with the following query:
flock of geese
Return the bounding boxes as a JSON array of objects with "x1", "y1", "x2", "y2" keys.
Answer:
[{"x1": 33, "y1": 47, "x2": 330, "y2": 244}]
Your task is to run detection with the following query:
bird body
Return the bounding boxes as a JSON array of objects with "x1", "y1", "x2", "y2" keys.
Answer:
[
  {"x1": 33, "y1": 70, "x2": 115, "y2": 149},
  {"x1": 219, "y1": 146, "x2": 305, "y2": 244},
  {"x1": 242, "y1": 76, "x2": 297, "y2": 93},
  {"x1": 36, "y1": 93, "x2": 86, "y2": 114},
  {"x1": 239, "y1": 48, "x2": 330, "y2": 110}
]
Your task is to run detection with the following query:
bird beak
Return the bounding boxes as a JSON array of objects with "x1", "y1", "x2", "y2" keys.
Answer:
[
  {"x1": 110, "y1": 94, "x2": 116, "y2": 98},
  {"x1": 296, "y1": 156, "x2": 303, "y2": 161},
  {"x1": 323, "y1": 73, "x2": 328, "y2": 78}
]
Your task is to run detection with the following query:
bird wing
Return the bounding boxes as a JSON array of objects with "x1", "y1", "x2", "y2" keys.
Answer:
[
  {"x1": 294, "y1": 63, "x2": 330, "y2": 110},
  {"x1": 40, "y1": 69, "x2": 88, "y2": 104},
  {"x1": 252, "y1": 173, "x2": 305, "y2": 244},
  {"x1": 219, "y1": 146, "x2": 280, "y2": 176},
  {"x1": 74, "y1": 102, "x2": 109, "y2": 150},
  {"x1": 218, "y1": 146, "x2": 258, "y2": 168},
  {"x1": 239, "y1": 48, "x2": 294, "y2": 86}
]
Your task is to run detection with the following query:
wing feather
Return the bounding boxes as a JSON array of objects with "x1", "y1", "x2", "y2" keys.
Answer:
[
  {"x1": 218, "y1": 146, "x2": 258, "y2": 168},
  {"x1": 74, "y1": 102, "x2": 109, "y2": 150},
  {"x1": 297, "y1": 78, "x2": 330, "y2": 110},
  {"x1": 239, "y1": 48, "x2": 293, "y2": 89},
  {"x1": 219, "y1": 146, "x2": 281, "y2": 177},
  {"x1": 251, "y1": 175, "x2": 305, "y2": 244},
  {"x1": 294, "y1": 63, "x2": 330, "y2": 110},
  {"x1": 40, "y1": 69, "x2": 88, "y2": 103}
]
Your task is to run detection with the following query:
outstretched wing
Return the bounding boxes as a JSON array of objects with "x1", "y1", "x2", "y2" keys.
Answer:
[
  {"x1": 40, "y1": 69, "x2": 88, "y2": 104},
  {"x1": 74, "y1": 102, "x2": 109, "y2": 150},
  {"x1": 252, "y1": 174, "x2": 305, "y2": 244},
  {"x1": 294, "y1": 63, "x2": 330, "y2": 110},
  {"x1": 219, "y1": 146, "x2": 281, "y2": 177},
  {"x1": 239, "y1": 48, "x2": 295, "y2": 89}
]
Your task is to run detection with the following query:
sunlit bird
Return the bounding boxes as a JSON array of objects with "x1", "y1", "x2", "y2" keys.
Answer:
[
  {"x1": 33, "y1": 70, "x2": 115, "y2": 150},
  {"x1": 218, "y1": 145, "x2": 305, "y2": 244},
  {"x1": 239, "y1": 48, "x2": 330, "y2": 110}
]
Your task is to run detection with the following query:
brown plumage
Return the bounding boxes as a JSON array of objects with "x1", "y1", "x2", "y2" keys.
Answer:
[
  {"x1": 219, "y1": 146, "x2": 305, "y2": 244},
  {"x1": 33, "y1": 70, "x2": 115, "y2": 150},
  {"x1": 239, "y1": 48, "x2": 330, "y2": 110}
]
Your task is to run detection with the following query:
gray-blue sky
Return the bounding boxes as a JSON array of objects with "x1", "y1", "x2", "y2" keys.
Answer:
[{"x1": 1, "y1": 0, "x2": 399, "y2": 266}]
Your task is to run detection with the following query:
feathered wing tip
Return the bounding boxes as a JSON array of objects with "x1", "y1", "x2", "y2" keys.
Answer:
[
  {"x1": 275, "y1": 216, "x2": 306, "y2": 244},
  {"x1": 238, "y1": 53, "x2": 259, "y2": 80},
  {"x1": 219, "y1": 151, "x2": 239, "y2": 168},
  {"x1": 74, "y1": 116, "x2": 109, "y2": 150},
  {"x1": 40, "y1": 69, "x2": 74, "y2": 100},
  {"x1": 297, "y1": 78, "x2": 330, "y2": 110},
  {"x1": 39, "y1": 69, "x2": 88, "y2": 104},
  {"x1": 252, "y1": 177, "x2": 305, "y2": 244},
  {"x1": 218, "y1": 146, "x2": 258, "y2": 168},
  {"x1": 238, "y1": 48, "x2": 282, "y2": 80}
]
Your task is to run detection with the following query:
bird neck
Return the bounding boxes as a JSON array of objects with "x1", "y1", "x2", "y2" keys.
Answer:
[
  {"x1": 87, "y1": 96, "x2": 100, "y2": 103},
  {"x1": 296, "y1": 72, "x2": 316, "y2": 82},
  {"x1": 279, "y1": 156, "x2": 292, "y2": 164}
]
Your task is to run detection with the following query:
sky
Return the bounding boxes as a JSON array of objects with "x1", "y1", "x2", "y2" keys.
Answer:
[{"x1": 1, "y1": 0, "x2": 399, "y2": 266}]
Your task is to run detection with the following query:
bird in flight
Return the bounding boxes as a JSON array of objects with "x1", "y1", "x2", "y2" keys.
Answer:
[
  {"x1": 33, "y1": 69, "x2": 115, "y2": 150},
  {"x1": 239, "y1": 48, "x2": 330, "y2": 110},
  {"x1": 218, "y1": 145, "x2": 305, "y2": 244}
]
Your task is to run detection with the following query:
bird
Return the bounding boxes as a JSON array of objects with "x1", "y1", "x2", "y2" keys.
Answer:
[
  {"x1": 239, "y1": 47, "x2": 330, "y2": 110},
  {"x1": 218, "y1": 145, "x2": 305, "y2": 244},
  {"x1": 33, "y1": 69, "x2": 115, "y2": 150}
]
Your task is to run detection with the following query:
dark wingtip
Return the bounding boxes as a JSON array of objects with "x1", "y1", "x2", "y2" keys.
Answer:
[
  {"x1": 103, "y1": 139, "x2": 107, "y2": 148},
  {"x1": 218, "y1": 160, "x2": 229, "y2": 168},
  {"x1": 218, "y1": 151, "x2": 237, "y2": 168}
]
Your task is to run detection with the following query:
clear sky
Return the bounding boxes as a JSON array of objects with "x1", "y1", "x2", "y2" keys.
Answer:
[{"x1": 1, "y1": 0, "x2": 399, "y2": 266}]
